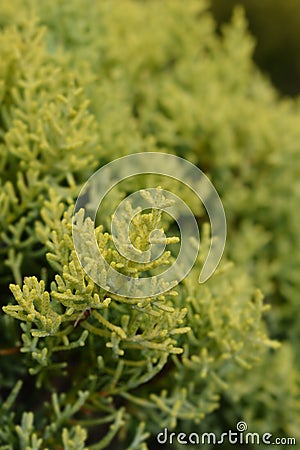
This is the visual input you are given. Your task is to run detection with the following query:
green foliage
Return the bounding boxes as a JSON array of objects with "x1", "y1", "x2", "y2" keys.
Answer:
[
  {"x1": 211, "y1": 0, "x2": 300, "y2": 96},
  {"x1": 0, "y1": 18, "x2": 100, "y2": 290},
  {"x1": 1, "y1": 0, "x2": 300, "y2": 448}
]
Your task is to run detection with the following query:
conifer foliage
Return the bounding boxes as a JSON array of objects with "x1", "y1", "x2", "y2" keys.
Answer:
[{"x1": 1, "y1": 1, "x2": 300, "y2": 448}]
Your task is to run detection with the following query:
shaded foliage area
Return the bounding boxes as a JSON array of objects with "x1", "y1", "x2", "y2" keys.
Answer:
[{"x1": 211, "y1": 0, "x2": 300, "y2": 96}]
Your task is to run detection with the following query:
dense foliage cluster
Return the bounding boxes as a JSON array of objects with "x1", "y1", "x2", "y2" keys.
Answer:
[{"x1": 1, "y1": 1, "x2": 300, "y2": 448}]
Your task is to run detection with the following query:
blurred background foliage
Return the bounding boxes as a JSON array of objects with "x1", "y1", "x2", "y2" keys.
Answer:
[{"x1": 211, "y1": 0, "x2": 300, "y2": 96}]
